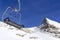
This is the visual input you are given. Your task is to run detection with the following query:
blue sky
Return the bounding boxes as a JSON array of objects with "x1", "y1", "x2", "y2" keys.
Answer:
[{"x1": 0, "y1": 0, "x2": 60, "y2": 27}]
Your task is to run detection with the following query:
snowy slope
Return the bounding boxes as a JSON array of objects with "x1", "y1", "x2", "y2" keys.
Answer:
[
  {"x1": 38, "y1": 18, "x2": 60, "y2": 38},
  {"x1": 0, "y1": 18, "x2": 60, "y2": 40},
  {"x1": 44, "y1": 18, "x2": 60, "y2": 28}
]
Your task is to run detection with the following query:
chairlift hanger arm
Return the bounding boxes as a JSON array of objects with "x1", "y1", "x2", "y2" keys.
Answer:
[{"x1": 2, "y1": 0, "x2": 23, "y2": 28}]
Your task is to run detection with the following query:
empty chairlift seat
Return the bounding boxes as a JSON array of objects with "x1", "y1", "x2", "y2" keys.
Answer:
[{"x1": 3, "y1": 18, "x2": 24, "y2": 29}]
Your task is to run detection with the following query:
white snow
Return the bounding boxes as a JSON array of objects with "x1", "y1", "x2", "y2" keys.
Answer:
[
  {"x1": 0, "y1": 18, "x2": 60, "y2": 40},
  {"x1": 45, "y1": 18, "x2": 60, "y2": 28}
]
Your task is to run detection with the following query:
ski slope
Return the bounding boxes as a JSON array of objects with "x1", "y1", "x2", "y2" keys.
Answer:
[{"x1": 0, "y1": 21, "x2": 60, "y2": 40}]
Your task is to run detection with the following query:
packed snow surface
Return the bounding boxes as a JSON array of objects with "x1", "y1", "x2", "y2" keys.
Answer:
[{"x1": 0, "y1": 18, "x2": 60, "y2": 40}]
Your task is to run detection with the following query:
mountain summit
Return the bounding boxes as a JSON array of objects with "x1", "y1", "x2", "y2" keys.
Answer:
[
  {"x1": 41, "y1": 18, "x2": 60, "y2": 29},
  {"x1": 39, "y1": 18, "x2": 60, "y2": 38}
]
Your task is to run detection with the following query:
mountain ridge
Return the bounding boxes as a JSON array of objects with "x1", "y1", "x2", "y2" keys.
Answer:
[{"x1": 0, "y1": 18, "x2": 60, "y2": 40}]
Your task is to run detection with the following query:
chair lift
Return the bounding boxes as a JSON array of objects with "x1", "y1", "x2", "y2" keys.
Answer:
[
  {"x1": 4, "y1": 17, "x2": 24, "y2": 29},
  {"x1": 2, "y1": 0, "x2": 24, "y2": 29}
]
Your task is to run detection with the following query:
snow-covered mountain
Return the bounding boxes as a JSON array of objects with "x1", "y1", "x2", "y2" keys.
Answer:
[
  {"x1": 38, "y1": 18, "x2": 60, "y2": 38},
  {"x1": 0, "y1": 18, "x2": 60, "y2": 40}
]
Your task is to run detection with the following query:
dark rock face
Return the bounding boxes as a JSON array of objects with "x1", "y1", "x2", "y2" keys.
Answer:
[{"x1": 43, "y1": 18, "x2": 48, "y2": 25}]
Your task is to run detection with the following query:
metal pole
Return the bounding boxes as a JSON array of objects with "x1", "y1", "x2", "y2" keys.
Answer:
[
  {"x1": 18, "y1": 0, "x2": 20, "y2": 11},
  {"x1": 2, "y1": 7, "x2": 13, "y2": 21},
  {"x1": 18, "y1": 0, "x2": 21, "y2": 24},
  {"x1": 19, "y1": 12, "x2": 21, "y2": 24}
]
